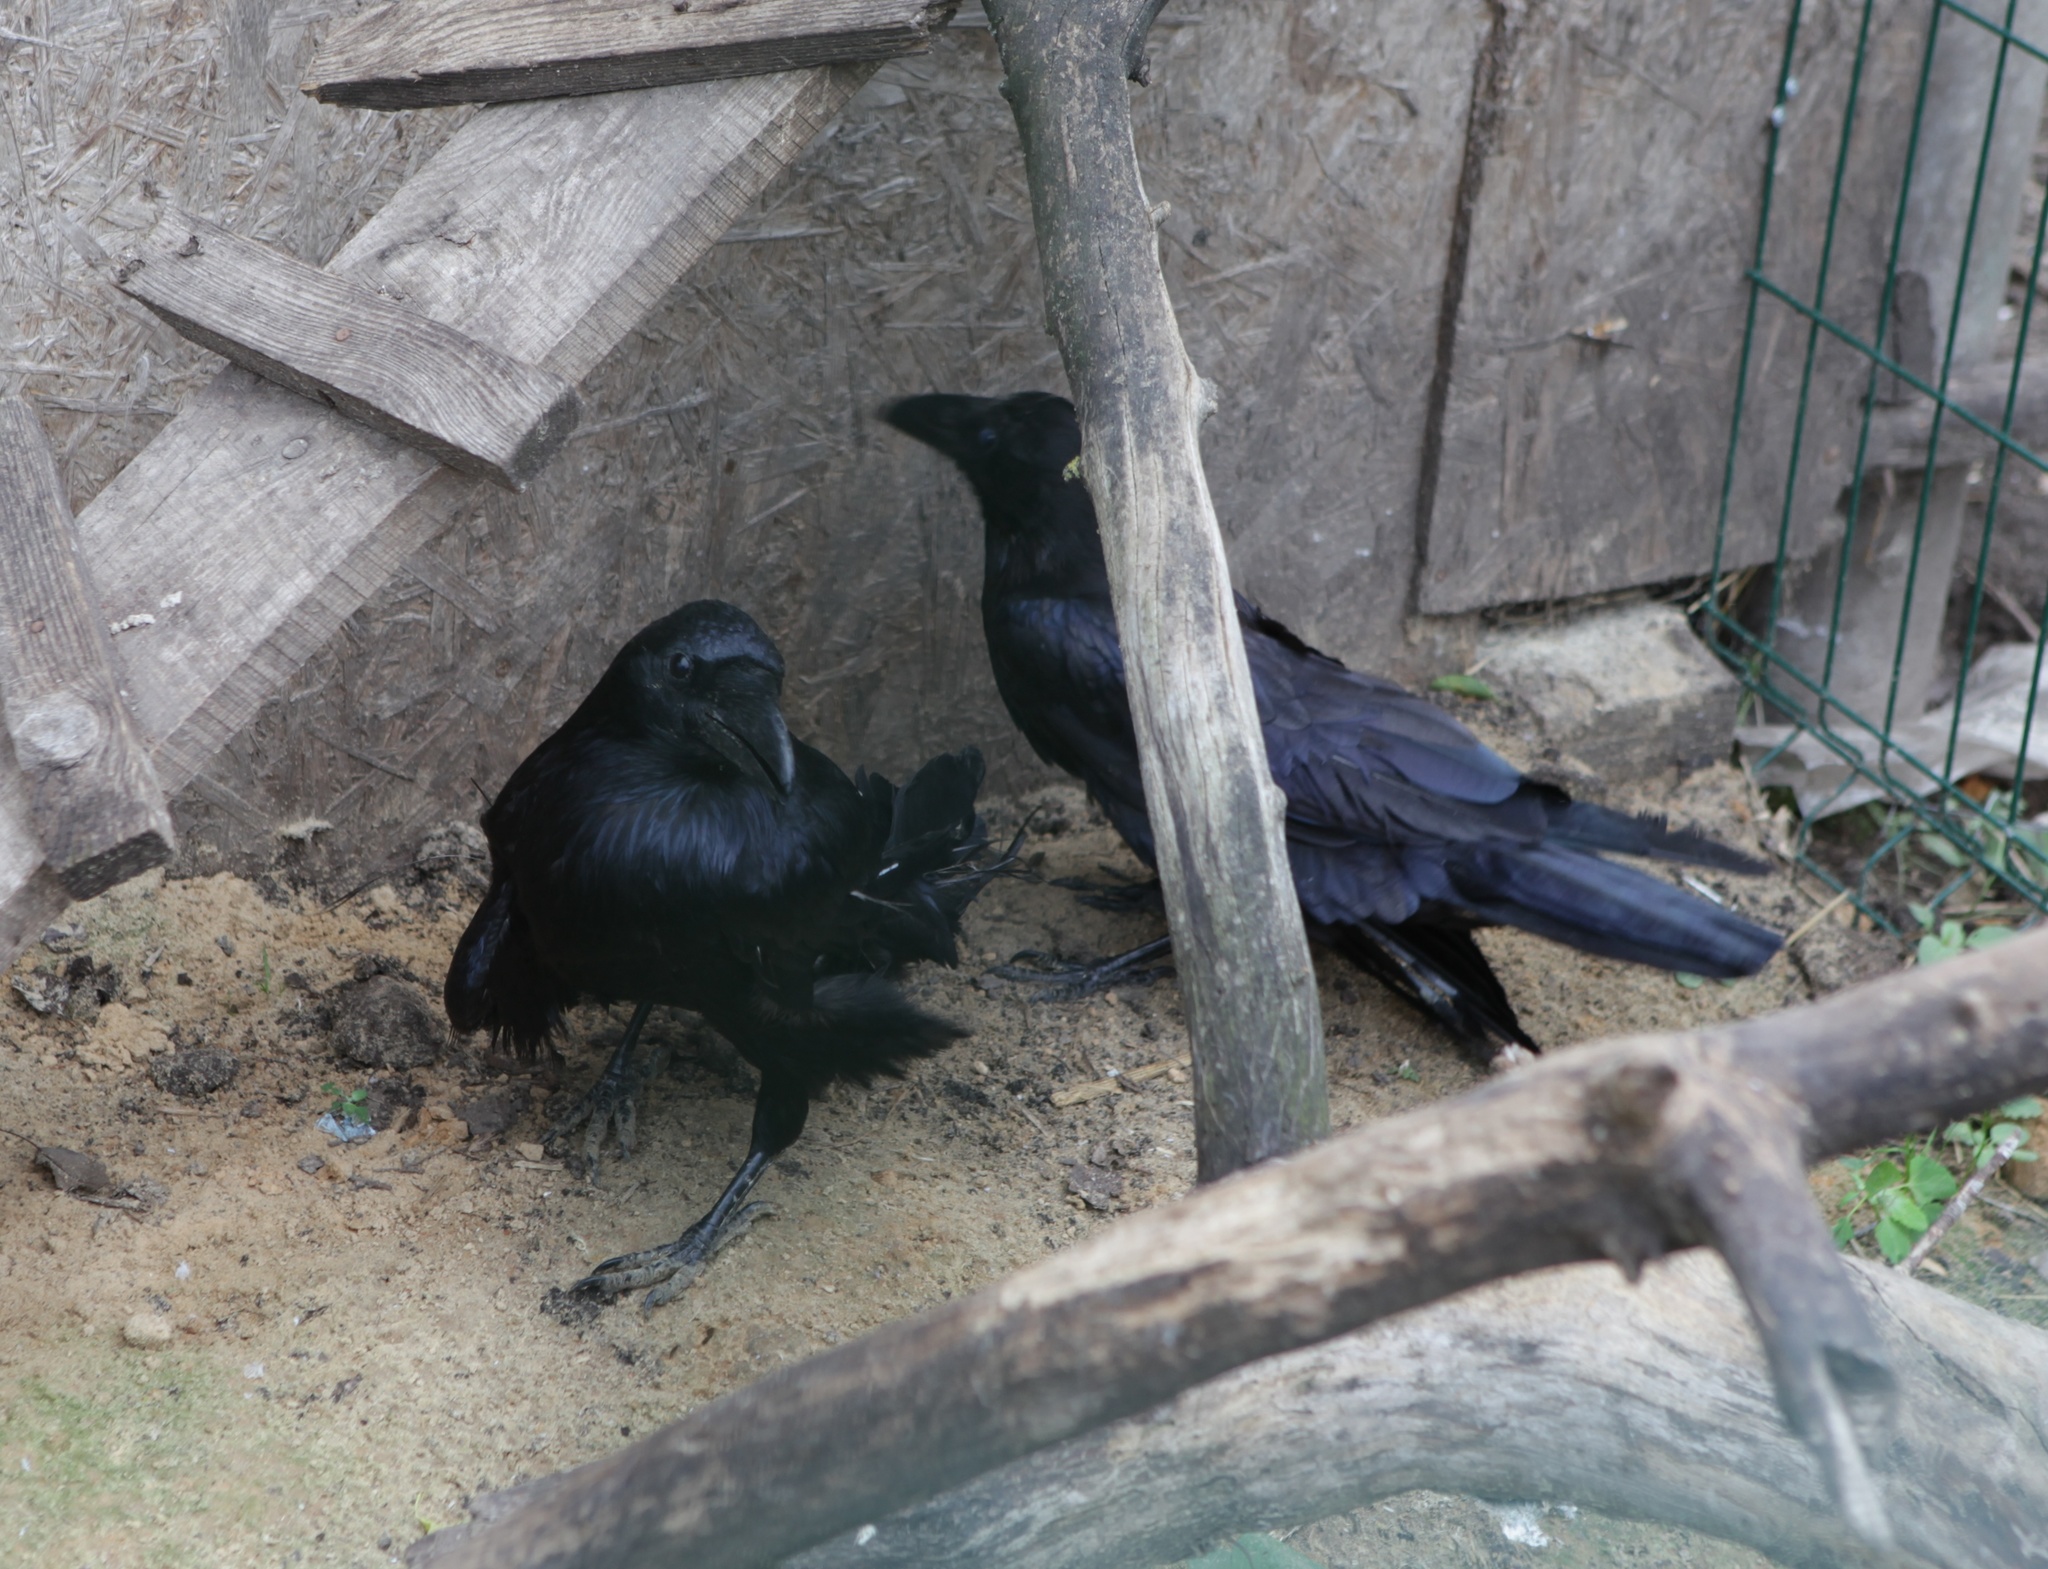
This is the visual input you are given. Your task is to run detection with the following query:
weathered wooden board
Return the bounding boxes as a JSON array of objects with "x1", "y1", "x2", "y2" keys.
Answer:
[
  {"x1": 115, "y1": 215, "x2": 582, "y2": 490},
  {"x1": 0, "y1": 399, "x2": 175, "y2": 900},
  {"x1": 307, "y1": 0, "x2": 953, "y2": 110},
  {"x1": 0, "y1": 63, "x2": 875, "y2": 960},
  {"x1": 1420, "y1": 0, "x2": 1925, "y2": 614}
]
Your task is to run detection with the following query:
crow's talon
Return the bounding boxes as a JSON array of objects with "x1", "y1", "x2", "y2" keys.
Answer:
[
  {"x1": 542, "y1": 1041, "x2": 670, "y2": 1180},
  {"x1": 1049, "y1": 873, "x2": 1163, "y2": 914},
  {"x1": 985, "y1": 937, "x2": 1173, "y2": 1001},
  {"x1": 574, "y1": 1201, "x2": 777, "y2": 1310}
]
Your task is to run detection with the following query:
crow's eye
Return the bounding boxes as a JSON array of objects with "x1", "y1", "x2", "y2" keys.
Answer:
[
  {"x1": 975, "y1": 426, "x2": 998, "y2": 450},
  {"x1": 668, "y1": 652, "x2": 696, "y2": 681}
]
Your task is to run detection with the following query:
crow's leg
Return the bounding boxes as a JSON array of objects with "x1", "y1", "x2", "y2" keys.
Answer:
[
  {"x1": 574, "y1": 1076, "x2": 805, "y2": 1310},
  {"x1": 1049, "y1": 870, "x2": 1164, "y2": 914},
  {"x1": 543, "y1": 1000, "x2": 666, "y2": 1178},
  {"x1": 988, "y1": 934, "x2": 1174, "y2": 1001}
]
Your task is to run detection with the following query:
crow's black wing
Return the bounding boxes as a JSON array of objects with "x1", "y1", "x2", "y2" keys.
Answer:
[{"x1": 985, "y1": 594, "x2": 1156, "y2": 860}]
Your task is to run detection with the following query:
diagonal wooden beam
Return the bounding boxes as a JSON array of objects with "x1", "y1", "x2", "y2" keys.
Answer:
[
  {"x1": 307, "y1": 0, "x2": 955, "y2": 111},
  {"x1": 0, "y1": 398, "x2": 175, "y2": 900},
  {"x1": 114, "y1": 215, "x2": 583, "y2": 491},
  {"x1": 0, "y1": 63, "x2": 880, "y2": 959}
]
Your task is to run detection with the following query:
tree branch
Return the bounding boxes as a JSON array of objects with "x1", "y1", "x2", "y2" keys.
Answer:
[
  {"x1": 980, "y1": 0, "x2": 1328, "y2": 1181},
  {"x1": 407, "y1": 932, "x2": 2048, "y2": 1569},
  {"x1": 785, "y1": 1251, "x2": 2047, "y2": 1569}
]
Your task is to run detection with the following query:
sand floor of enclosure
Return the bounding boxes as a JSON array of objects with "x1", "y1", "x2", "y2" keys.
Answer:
[{"x1": 6, "y1": 764, "x2": 2033, "y2": 1569}]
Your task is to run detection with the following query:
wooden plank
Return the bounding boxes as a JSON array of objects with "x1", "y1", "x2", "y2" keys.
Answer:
[
  {"x1": 114, "y1": 215, "x2": 582, "y2": 491},
  {"x1": 0, "y1": 398, "x2": 175, "y2": 899},
  {"x1": 0, "y1": 63, "x2": 876, "y2": 962},
  {"x1": 306, "y1": 0, "x2": 952, "y2": 110},
  {"x1": 1418, "y1": 0, "x2": 1924, "y2": 614}
]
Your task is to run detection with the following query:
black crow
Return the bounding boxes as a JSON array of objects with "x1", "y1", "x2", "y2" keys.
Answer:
[
  {"x1": 445, "y1": 600, "x2": 999, "y2": 1306},
  {"x1": 883, "y1": 391, "x2": 1782, "y2": 1060}
]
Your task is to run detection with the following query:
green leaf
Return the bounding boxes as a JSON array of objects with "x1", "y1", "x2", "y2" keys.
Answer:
[
  {"x1": 1906, "y1": 1154, "x2": 1958, "y2": 1207},
  {"x1": 1943, "y1": 1120, "x2": 1981, "y2": 1147},
  {"x1": 1673, "y1": 971, "x2": 1704, "y2": 989},
  {"x1": 1919, "y1": 833, "x2": 1968, "y2": 867},
  {"x1": 1875, "y1": 1190, "x2": 1929, "y2": 1231},
  {"x1": 1918, "y1": 926, "x2": 1967, "y2": 966},
  {"x1": 1428, "y1": 673, "x2": 1496, "y2": 701},
  {"x1": 1831, "y1": 1215, "x2": 1856, "y2": 1247},
  {"x1": 2000, "y1": 1096, "x2": 2044, "y2": 1119},
  {"x1": 1874, "y1": 1217, "x2": 1916, "y2": 1263},
  {"x1": 1966, "y1": 925, "x2": 2017, "y2": 950},
  {"x1": 1906, "y1": 901, "x2": 1938, "y2": 930},
  {"x1": 1865, "y1": 1158, "x2": 1905, "y2": 1192}
]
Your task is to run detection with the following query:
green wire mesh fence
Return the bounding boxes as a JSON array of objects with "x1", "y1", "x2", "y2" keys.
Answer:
[{"x1": 1708, "y1": 0, "x2": 2048, "y2": 936}]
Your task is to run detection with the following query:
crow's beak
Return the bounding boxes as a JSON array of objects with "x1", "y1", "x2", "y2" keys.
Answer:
[
  {"x1": 880, "y1": 393, "x2": 991, "y2": 461},
  {"x1": 703, "y1": 702, "x2": 796, "y2": 797}
]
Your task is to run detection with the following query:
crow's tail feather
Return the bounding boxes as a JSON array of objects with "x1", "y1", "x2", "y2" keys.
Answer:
[
  {"x1": 1312, "y1": 916, "x2": 1536, "y2": 1060},
  {"x1": 721, "y1": 972, "x2": 968, "y2": 1092},
  {"x1": 1451, "y1": 845, "x2": 1783, "y2": 977},
  {"x1": 1548, "y1": 798, "x2": 1770, "y2": 876},
  {"x1": 851, "y1": 747, "x2": 1004, "y2": 968}
]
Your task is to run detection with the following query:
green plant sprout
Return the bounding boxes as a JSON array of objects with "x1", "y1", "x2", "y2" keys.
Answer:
[
  {"x1": 322, "y1": 1081, "x2": 371, "y2": 1124},
  {"x1": 1831, "y1": 1098, "x2": 2039, "y2": 1264}
]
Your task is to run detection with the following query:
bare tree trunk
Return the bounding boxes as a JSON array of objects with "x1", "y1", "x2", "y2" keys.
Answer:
[
  {"x1": 784, "y1": 1251, "x2": 2048, "y2": 1569},
  {"x1": 980, "y1": 0, "x2": 1327, "y2": 1180},
  {"x1": 407, "y1": 933, "x2": 2048, "y2": 1569}
]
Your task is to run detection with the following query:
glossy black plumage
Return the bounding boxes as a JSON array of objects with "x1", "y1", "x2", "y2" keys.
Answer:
[
  {"x1": 445, "y1": 600, "x2": 996, "y2": 1304},
  {"x1": 884, "y1": 391, "x2": 1783, "y2": 1057}
]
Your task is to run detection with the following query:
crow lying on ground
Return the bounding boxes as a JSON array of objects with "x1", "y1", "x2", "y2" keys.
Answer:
[
  {"x1": 883, "y1": 391, "x2": 1782, "y2": 1061},
  {"x1": 445, "y1": 600, "x2": 999, "y2": 1307}
]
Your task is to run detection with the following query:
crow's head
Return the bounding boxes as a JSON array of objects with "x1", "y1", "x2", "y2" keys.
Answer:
[
  {"x1": 882, "y1": 392, "x2": 1106, "y2": 591},
  {"x1": 882, "y1": 391, "x2": 1080, "y2": 495},
  {"x1": 602, "y1": 600, "x2": 796, "y2": 795}
]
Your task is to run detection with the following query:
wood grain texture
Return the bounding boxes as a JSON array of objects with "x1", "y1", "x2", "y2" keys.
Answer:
[
  {"x1": 0, "y1": 398, "x2": 175, "y2": 900},
  {"x1": 408, "y1": 931, "x2": 2048, "y2": 1569},
  {"x1": 988, "y1": 0, "x2": 1327, "y2": 1181},
  {"x1": 787, "y1": 1252, "x2": 2047, "y2": 1569},
  {"x1": 307, "y1": 0, "x2": 951, "y2": 110},
  {"x1": 1419, "y1": 0, "x2": 1925, "y2": 614},
  {"x1": 0, "y1": 63, "x2": 874, "y2": 963},
  {"x1": 115, "y1": 214, "x2": 582, "y2": 489}
]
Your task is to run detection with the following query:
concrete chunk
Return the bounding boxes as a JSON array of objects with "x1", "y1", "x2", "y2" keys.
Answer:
[{"x1": 1477, "y1": 602, "x2": 1739, "y2": 783}]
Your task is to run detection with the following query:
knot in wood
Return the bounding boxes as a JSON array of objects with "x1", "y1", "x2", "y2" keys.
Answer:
[
  {"x1": 15, "y1": 694, "x2": 105, "y2": 768},
  {"x1": 1585, "y1": 1059, "x2": 1677, "y2": 1142}
]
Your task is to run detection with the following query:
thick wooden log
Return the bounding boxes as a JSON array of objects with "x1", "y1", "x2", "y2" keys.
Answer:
[
  {"x1": 306, "y1": 0, "x2": 954, "y2": 110},
  {"x1": 0, "y1": 398, "x2": 175, "y2": 899},
  {"x1": 982, "y1": 0, "x2": 1327, "y2": 1181},
  {"x1": 114, "y1": 215, "x2": 582, "y2": 490},
  {"x1": 785, "y1": 1252, "x2": 2048, "y2": 1569},
  {"x1": 0, "y1": 65, "x2": 879, "y2": 967},
  {"x1": 406, "y1": 932, "x2": 2048, "y2": 1569}
]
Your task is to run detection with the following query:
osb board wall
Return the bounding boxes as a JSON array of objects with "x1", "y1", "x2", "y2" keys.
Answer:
[
  {"x1": 1421, "y1": 0, "x2": 1927, "y2": 615},
  {"x1": 1, "y1": 0, "x2": 1906, "y2": 878}
]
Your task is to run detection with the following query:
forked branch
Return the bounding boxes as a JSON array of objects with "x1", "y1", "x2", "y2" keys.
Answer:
[{"x1": 410, "y1": 933, "x2": 2048, "y2": 1569}]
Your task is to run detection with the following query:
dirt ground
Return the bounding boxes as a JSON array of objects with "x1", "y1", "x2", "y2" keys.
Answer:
[{"x1": 1, "y1": 755, "x2": 2039, "y2": 1569}]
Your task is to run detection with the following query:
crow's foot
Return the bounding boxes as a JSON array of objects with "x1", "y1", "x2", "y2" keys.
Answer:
[
  {"x1": 543, "y1": 1040, "x2": 670, "y2": 1180},
  {"x1": 1050, "y1": 870, "x2": 1163, "y2": 914},
  {"x1": 573, "y1": 1202, "x2": 776, "y2": 1310},
  {"x1": 986, "y1": 935, "x2": 1173, "y2": 1001}
]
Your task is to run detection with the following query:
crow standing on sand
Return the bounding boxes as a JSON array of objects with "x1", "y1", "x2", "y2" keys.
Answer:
[
  {"x1": 445, "y1": 600, "x2": 999, "y2": 1307},
  {"x1": 883, "y1": 391, "x2": 1782, "y2": 1060}
]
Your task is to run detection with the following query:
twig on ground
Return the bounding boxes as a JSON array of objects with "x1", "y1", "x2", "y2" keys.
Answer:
[{"x1": 1898, "y1": 1133, "x2": 2025, "y2": 1273}]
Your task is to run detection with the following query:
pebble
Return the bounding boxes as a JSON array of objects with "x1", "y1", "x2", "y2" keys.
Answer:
[
  {"x1": 515, "y1": 1142, "x2": 547, "y2": 1162},
  {"x1": 122, "y1": 1312, "x2": 173, "y2": 1348}
]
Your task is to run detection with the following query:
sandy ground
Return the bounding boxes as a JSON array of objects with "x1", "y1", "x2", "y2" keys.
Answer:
[{"x1": 0, "y1": 761, "x2": 2037, "y2": 1569}]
